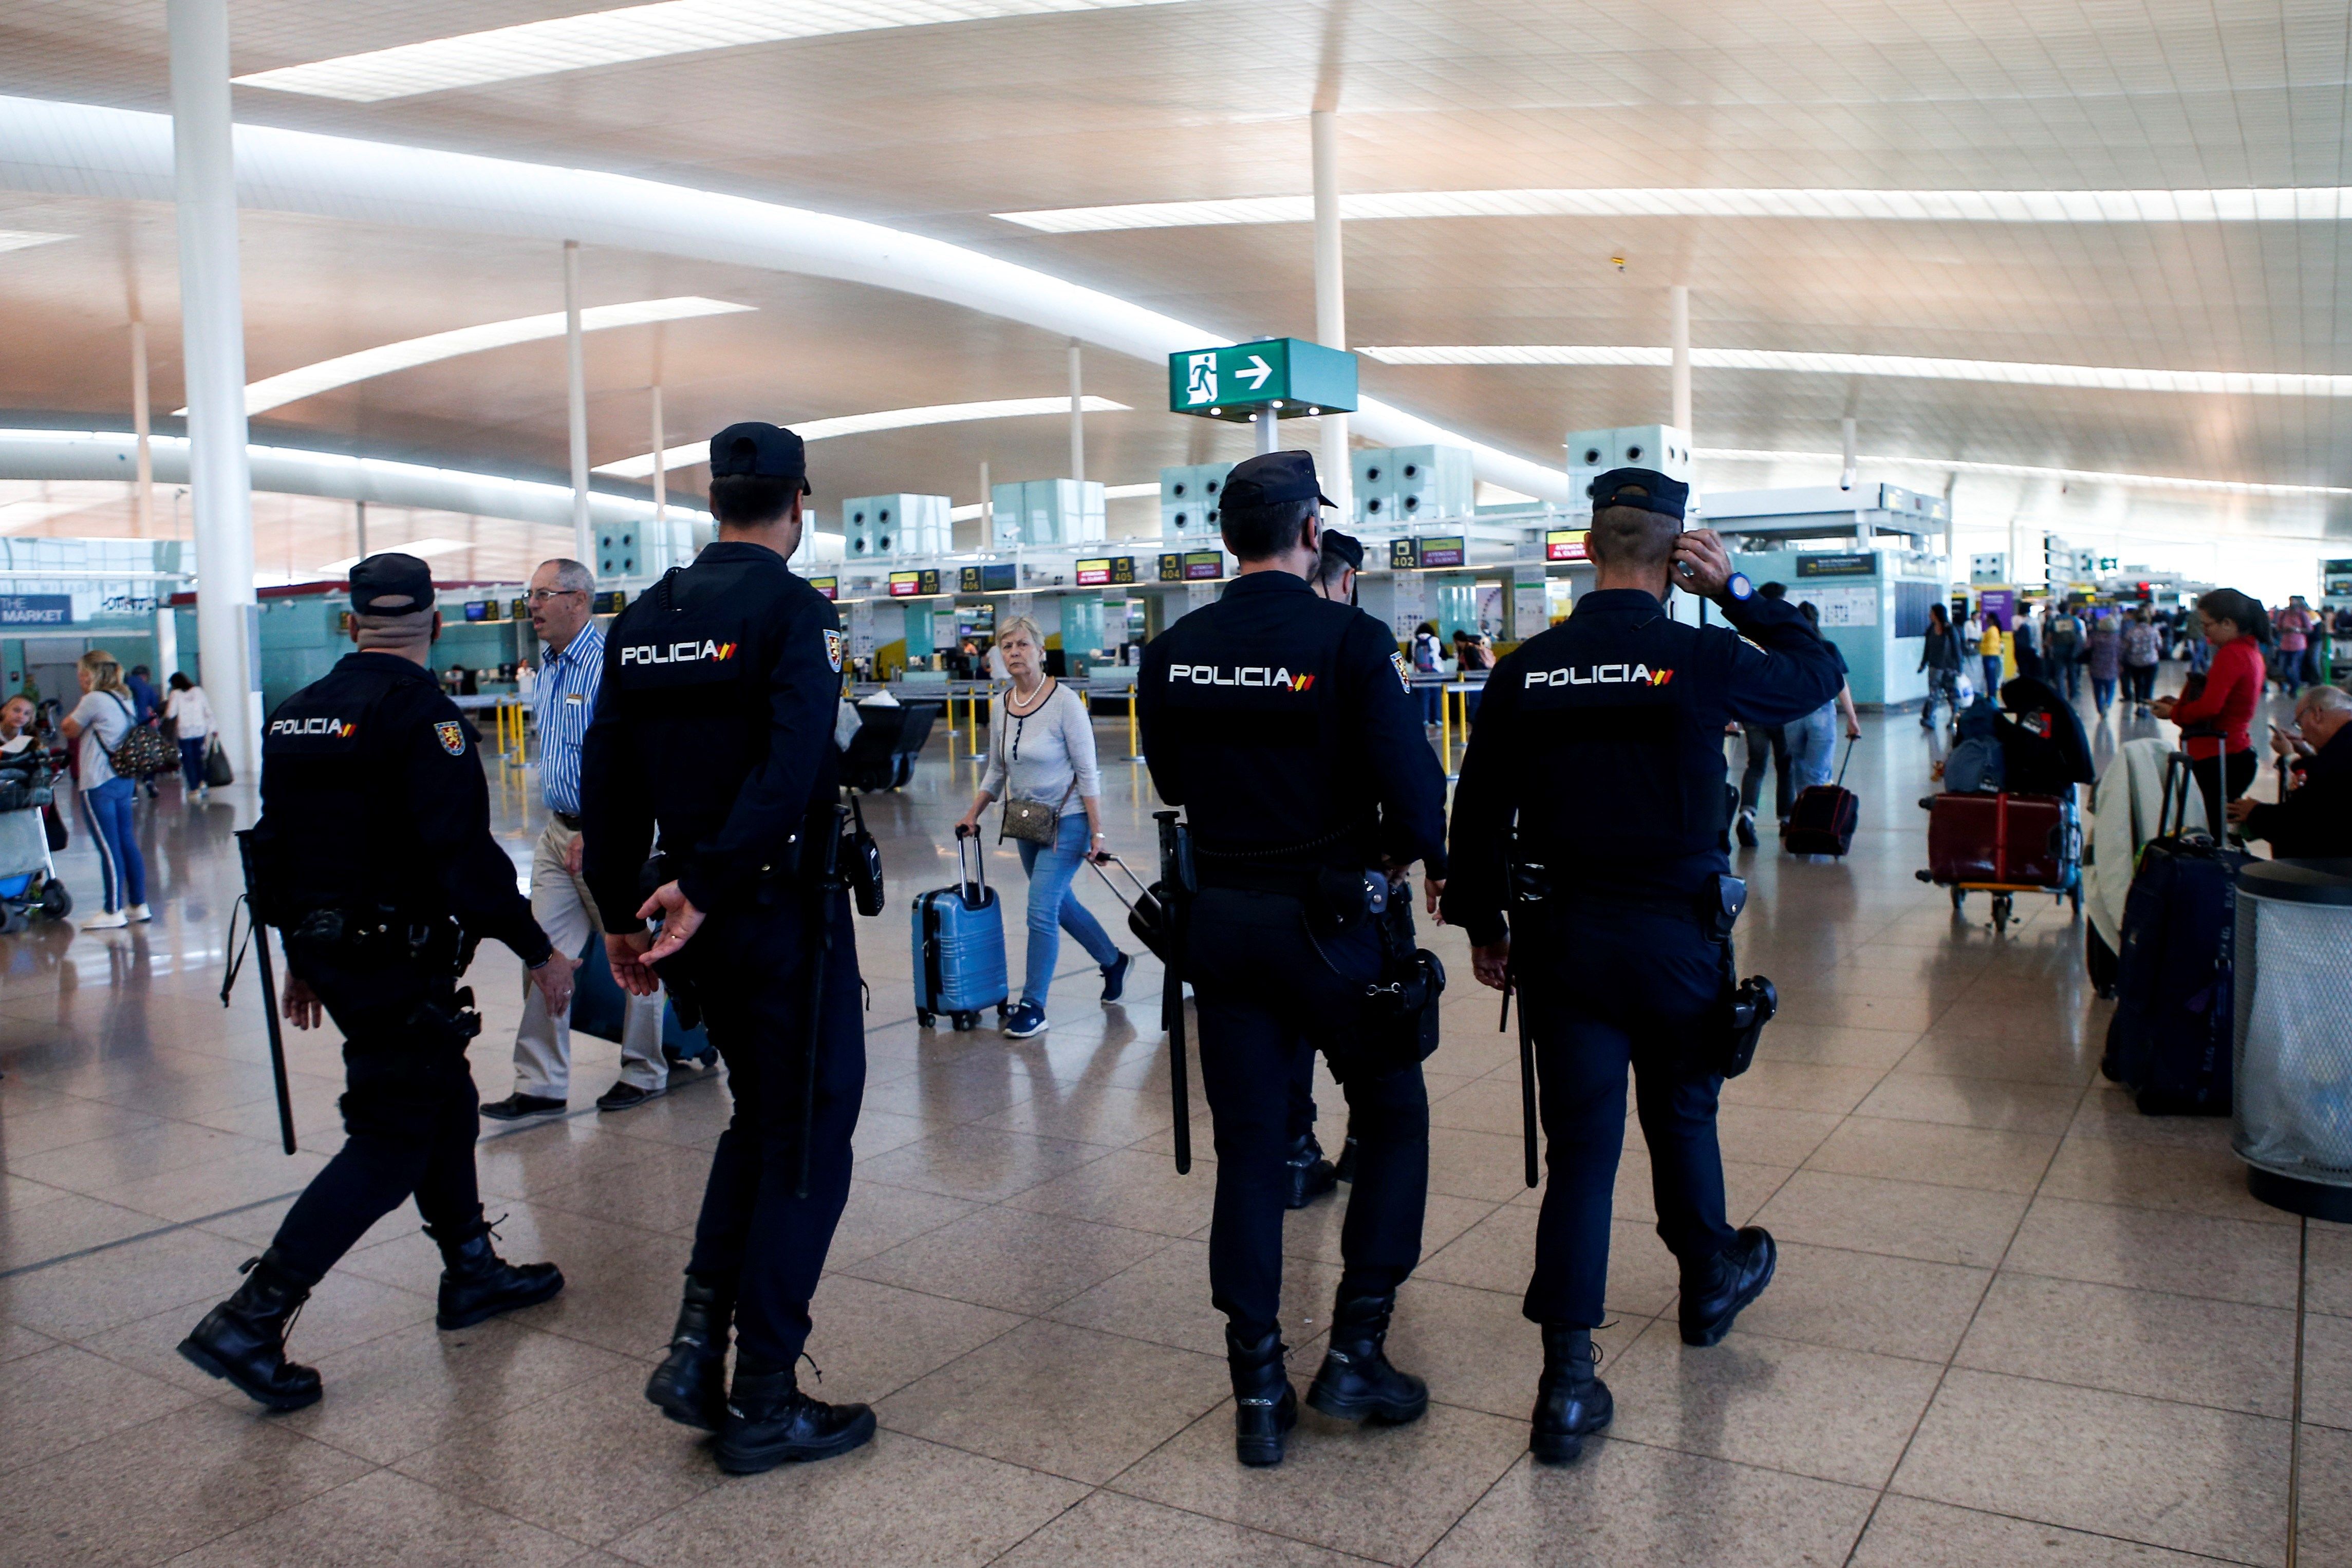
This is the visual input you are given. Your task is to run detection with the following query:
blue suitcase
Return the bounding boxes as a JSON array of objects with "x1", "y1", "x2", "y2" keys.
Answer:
[{"x1": 913, "y1": 833, "x2": 1009, "y2": 1032}]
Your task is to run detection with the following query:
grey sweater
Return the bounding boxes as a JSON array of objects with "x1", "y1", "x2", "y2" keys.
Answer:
[{"x1": 980, "y1": 680, "x2": 1101, "y2": 813}]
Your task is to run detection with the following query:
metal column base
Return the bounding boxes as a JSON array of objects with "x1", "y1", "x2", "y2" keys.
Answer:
[{"x1": 2246, "y1": 1166, "x2": 2352, "y2": 1223}]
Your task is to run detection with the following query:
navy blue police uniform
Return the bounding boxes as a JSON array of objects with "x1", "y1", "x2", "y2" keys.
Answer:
[
  {"x1": 578, "y1": 422, "x2": 871, "y2": 1468},
  {"x1": 1137, "y1": 452, "x2": 1449, "y2": 1465},
  {"x1": 1441, "y1": 471, "x2": 1841, "y2": 1459},
  {"x1": 178, "y1": 553, "x2": 564, "y2": 1413}
]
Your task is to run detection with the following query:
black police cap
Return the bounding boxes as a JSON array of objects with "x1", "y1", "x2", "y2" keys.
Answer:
[
  {"x1": 348, "y1": 552, "x2": 435, "y2": 614},
  {"x1": 1320, "y1": 529, "x2": 1366, "y2": 572},
  {"x1": 1222, "y1": 450, "x2": 1333, "y2": 512},
  {"x1": 1588, "y1": 467, "x2": 1689, "y2": 521},
  {"x1": 708, "y1": 421, "x2": 813, "y2": 495}
]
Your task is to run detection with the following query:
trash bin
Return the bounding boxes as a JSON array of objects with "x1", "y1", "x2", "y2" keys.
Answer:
[{"x1": 2232, "y1": 858, "x2": 2352, "y2": 1220}]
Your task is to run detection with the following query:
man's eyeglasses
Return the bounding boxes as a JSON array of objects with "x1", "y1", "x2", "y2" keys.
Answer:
[{"x1": 526, "y1": 588, "x2": 588, "y2": 605}]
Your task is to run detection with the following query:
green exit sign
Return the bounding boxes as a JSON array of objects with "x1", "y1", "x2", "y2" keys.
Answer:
[{"x1": 1168, "y1": 338, "x2": 1359, "y2": 423}]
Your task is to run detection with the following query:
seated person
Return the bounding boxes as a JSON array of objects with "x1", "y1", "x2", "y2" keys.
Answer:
[
  {"x1": 2228, "y1": 683, "x2": 2352, "y2": 858},
  {"x1": 1995, "y1": 675, "x2": 2095, "y2": 797}
]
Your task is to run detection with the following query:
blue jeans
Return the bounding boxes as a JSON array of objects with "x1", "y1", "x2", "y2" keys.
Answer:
[
  {"x1": 1981, "y1": 654, "x2": 2004, "y2": 696},
  {"x1": 2092, "y1": 676, "x2": 2117, "y2": 714},
  {"x1": 1787, "y1": 704, "x2": 1838, "y2": 791},
  {"x1": 178, "y1": 736, "x2": 208, "y2": 791},
  {"x1": 1014, "y1": 812, "x2": 1121, "y2": 1009},
  {"x1": 79, "y1": 777, "x2": 147, "y2": 912}
]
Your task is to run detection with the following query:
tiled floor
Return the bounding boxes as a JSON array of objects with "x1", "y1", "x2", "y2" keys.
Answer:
[{"x1": 1, "y1": 695, "x2": 2343, "y2": 1567}]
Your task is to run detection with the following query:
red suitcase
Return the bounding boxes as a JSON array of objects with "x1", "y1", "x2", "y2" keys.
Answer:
[{"x1": 1927, "y1": 792, "x2": 2067, "y2": 886}]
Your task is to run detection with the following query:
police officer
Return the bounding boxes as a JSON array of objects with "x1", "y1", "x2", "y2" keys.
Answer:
[
  {"x1": 1441, "y1": 472, "x2": 1842, "y2": 1464},
  {"x1": 1286, "y1": 527, "x2": 1368, "y2": 1200},
  {"x1": 178, "y1": 554, "x2": 573, "y2": 1412},
  {"x1": 580, "y1": 422, "x2": 873, "y2": 1475},
  {"x1": 1137, "y1": 451, "x2": 1448, "y2": 1468}
]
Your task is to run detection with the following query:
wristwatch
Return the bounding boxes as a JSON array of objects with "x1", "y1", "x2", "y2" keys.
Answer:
[{"x1": 1722, "y1": 572, "x2": 1754, "y2": 604}]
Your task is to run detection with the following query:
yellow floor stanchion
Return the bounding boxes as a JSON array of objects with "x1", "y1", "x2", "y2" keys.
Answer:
[
  {"x1": 1128, "y1": 694, "x2": 1139, "y2": 760},
  {"x1": 1438, "y1": 681, "x2": 1452, "y2": 763}
]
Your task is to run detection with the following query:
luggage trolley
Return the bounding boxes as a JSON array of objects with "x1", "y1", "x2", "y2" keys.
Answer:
[
  {"x1": 1917, "y1": 788, "x2": 2084, "y2": 935},
  {"x1": 0, "y1": 739, "x2": 70, "y2": 932}
]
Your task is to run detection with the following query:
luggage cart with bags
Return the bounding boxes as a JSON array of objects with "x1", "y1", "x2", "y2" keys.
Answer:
[{"x1": 1918, "y1": 789, "x2": 2083, "y2": 934}]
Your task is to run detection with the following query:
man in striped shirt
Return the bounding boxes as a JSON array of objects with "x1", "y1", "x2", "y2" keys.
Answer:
[{"x1": 481, "y1": 558, "x2": 675, "y2": 1118}]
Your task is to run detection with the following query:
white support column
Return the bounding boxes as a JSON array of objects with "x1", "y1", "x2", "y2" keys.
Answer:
[
  {"x1": 1256, "y1": 410, "x2": 1280, "y2": 455},
  {"x1": 353, "y1": 499, "x2": 366, "y2": 559},
  {"x1": 1311, "y1": 108, "x2": 1351, "y2": 514},
  {"x1": 979, "y1": 459, "x2": 991, "y2": 547},
  {"x1": 130, "y1": 321, "x2": 155, "y2": 536},
  {"x1": 1669, "y1": 284, "x2": 1692, "y2": 436},
  {"x1": 650, "y1": 383, "x2": 666, "y2": 534},
  {"x1": 1067, "y1": 339, "x2": 1085, "y2": 482},
  {"x1": 167, "y1": 0, "x2": 258, "y2": 777},
  {"x1": 564, "y1": 240, "x2": 592, "y2": 567},
  {"x1": 1840, "y1": 416, "x2": 1859, "y2": 492}
]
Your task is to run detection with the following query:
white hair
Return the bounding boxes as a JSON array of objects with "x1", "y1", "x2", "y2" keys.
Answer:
[
  {"x1": 2297, "y1": 683, "x2": 2351, "y2": 716},
  {"x1": 538, "y1": 557, "x2": 594, "y2": 594},
  {"x1": 995, "y1": 614, "x2": 1044, "y2": 650}
]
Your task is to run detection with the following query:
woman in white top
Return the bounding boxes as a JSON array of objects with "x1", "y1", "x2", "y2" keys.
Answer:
[
  {"x1": 57, "y1": 649, "x2": 150, "y2": 927},
  {"x1": 954, "y1": 615, "x2": 1129, "y2": 1039},
  {"x1": 164, "y1": 671, "x2": 215, "y2": 802}
]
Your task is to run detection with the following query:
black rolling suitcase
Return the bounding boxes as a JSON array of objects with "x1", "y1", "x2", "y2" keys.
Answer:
[
  {"x1": 1782, "y1": 737, "x2": 1859, "y2": 855},
  {"x1": 2101, "y1": 752, "x2": 2244, "y2": 1115}
]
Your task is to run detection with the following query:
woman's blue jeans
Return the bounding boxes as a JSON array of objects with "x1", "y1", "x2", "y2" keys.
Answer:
[
  {"x1": 79, "y1": 777, "x2": 146, "y2": 913},
  {"x1": 2092, "y1": 676, "x2": 2117, "y2": 714},
  {"x1": 1787, "y1": 704, "x2": 1838, "y2": 791},
  {"x1": 1014, "y1": 812, "x2": 1121, "y2": 1009},
  {"x1": 178, "y1": 736, "x2": 207, "y2": 791},
  {"x1": 1981, "y1": 654, "x2": 2004, "y2": 696}
]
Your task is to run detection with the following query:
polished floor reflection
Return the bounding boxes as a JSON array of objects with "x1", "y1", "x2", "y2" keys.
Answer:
[{"x1": 1, "y1": 690, "x2": 2343, "y2": 1567}]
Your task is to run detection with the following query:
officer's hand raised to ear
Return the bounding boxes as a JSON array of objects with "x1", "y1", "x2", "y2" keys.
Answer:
[{"x1": 1669, "y1": 528, "x2": 1733, "y2": 598}]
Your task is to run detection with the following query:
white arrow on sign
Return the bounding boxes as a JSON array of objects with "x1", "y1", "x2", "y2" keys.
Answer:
[{"x1": 1236, "y1": 353, "x2": 1273, "y2": 391}]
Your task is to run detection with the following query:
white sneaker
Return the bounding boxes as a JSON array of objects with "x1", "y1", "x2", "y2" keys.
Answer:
[
  {"x1": 84, "y1": 909, "x2": 127, "y2": 929},
  {"x1": 191, "y1": 786, "x2": 208, "y2": 804},
  {"x1": 127, "y1": 903, "x2": 153, "y2": 923}
]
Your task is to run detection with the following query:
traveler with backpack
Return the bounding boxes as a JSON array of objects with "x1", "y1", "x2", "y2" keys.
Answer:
[
  {"x1": 2085, "y1": 614, "x2": 2121, "y2": 718},
  {"x1": 57, "y1": 650, "x2": 151, "y2": 927},
  {"x1": 1918, "y1": 602, "x2": 1963, "y2": 730},
  {"x1": 2120, "y1": 611, "x2": 2161, "y2": 715}
]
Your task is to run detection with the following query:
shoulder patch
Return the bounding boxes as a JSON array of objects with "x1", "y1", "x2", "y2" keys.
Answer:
[
  {"x1": 1390, "y1": 651, "x2": 1412, "y2": 693},
  {"x1": 824, "y1": 627, "x2": 845, "y2": 674},
  {"x1": 434, "y1": 720, "x2": 466, "y2": 757}
]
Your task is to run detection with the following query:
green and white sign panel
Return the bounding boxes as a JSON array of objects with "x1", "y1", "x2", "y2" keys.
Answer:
[{"x1": 1168, "y1": 339, "x2": 1359, "y2": 423}]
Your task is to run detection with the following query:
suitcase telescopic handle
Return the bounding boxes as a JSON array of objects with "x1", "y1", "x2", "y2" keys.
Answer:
[
  {"x1": 1088, "y1": 852, "x2": 1152, "y2": 911},
  {"x1": 953, "y1": 824, "x2": 988, "y2": 900}
]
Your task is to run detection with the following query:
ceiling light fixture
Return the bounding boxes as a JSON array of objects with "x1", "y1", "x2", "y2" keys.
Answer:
[
  {"x1": 996, "y1": 186, "x2": 2352, "y2": 233},
  {"x1": 216, "y1": 296, "x2": 753, "y2": 417},
  {"x1": 0, "y1": 230, "x2": 72, "y2": 253},
  {"x1": 596, "y1": 395, "x2": 1132, "y2": 476},
  {"x1": 236, "y1": 0, "x2": 1189, "y2": 102},
  {"x1": 1695, "y1": 447, "x2": 2352, "y2": 500},
  {"x1": 1359, "y1": 345, "x2": 2352, "y2": 398}
]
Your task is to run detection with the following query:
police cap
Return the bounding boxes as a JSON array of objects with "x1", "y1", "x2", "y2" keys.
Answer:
[
  {"x1": 1222, "y1": 450, "x2": 1333, "y2": 513},
  {"x1": 708, "y1": 421, "x2": 813, "y2": 495},
  {"x1": 1588, "y1": 467, "x2": 1689, "y2": 521},
  {"x1": 1320, "y1": 529, "x2": 1366, "y2": 572},
  {"x1": 348, "y1": 552, "x2": 435, "y2": 614}
]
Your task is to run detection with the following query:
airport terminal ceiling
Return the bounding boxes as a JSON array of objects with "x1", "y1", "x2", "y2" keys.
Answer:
[{"x1": 0, "y1": 0, "x2": 2347, "y2": 568}]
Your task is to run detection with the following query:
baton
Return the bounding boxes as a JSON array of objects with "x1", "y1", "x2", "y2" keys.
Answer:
[
  {"x1": 228, "y1": 830, "x2": 298, "y2": 1156},
  {"x1": 1155, "y1": 810, "x2": 1191, "y2": 1175},
  {"x1": 1501, "y1": 958, "x2": 1537, "y2": 1188},
  {"x1": 796, "y1": 806, "x2": 849, "y2": 1199}
]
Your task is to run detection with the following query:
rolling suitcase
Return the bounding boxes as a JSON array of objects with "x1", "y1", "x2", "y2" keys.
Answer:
[
  {"x1": 1927, "y1": 792, "x2": 2069, "y2": 886},
  {"x1": 2101, "y1": 753, "x2": 2243, "y2": 1115},
  {"x1": 913, "y1": 831, "x2": 1009, "y2": 1032},
  {"x1": 1783, "y1": 737, "x2": 1859, "y2": 855}
]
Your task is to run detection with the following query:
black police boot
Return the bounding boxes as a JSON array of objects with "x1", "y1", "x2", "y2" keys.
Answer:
[
  {"x1": 1735, "y1": 809, "x2": 1759, "y2": 848},
  {"x1": 715, "y1": 1361, "x2": 875, "y2": 1474},
  {"x1": 1333, "y1": 1134, "x2": 1359, "y2": 1185},
  {"x1": 1529, "y1": 1324, "x2": 1613, "y2": 1464},
  {"x1": 1304, "y1": 1286, "x2": 1428, "y2": 1424},
  {"x1": 176, "y1": 1248, "x2": 324, "y2": 1412},
  {"x1": 1283, "y1": 1132, "x2": 1338, "y2": 1209},
  {"x1": 1679, "y1": 1225, "x2": 1778, "y2": 1347},
  {"x1": 1226, "y1": 1325, "x2": 1297, "y2": 1467},
  {"x1": 645, "y1": 1274, "x2": 733, "y2": 1431},
  {"x1": 425, "y1": 1213, "x2": 565, "y2": 1330}
]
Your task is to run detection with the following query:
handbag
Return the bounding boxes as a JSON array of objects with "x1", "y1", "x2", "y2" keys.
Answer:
[
  {"x1": 1000, "y1": 782, "x2": 1073, "y2": 847},
  {"x1": 203, "y1": 735, "x2": 234, "y2": 787}
]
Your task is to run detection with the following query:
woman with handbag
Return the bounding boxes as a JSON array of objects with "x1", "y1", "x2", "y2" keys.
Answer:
[
  {"x1": 57, "y1": 651, "x2": 150, "y2": 928},
  {"x1": 953, "y1": 614, "x2": 1129, "y2": 1040},
  {"x1": 163, "y1": 672, "x2": 215, "y2": 803}
]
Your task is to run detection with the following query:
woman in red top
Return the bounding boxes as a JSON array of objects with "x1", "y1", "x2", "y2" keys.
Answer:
[{"x1": 2152, "y1": 588, "x2": 2267, "y2": 835}]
